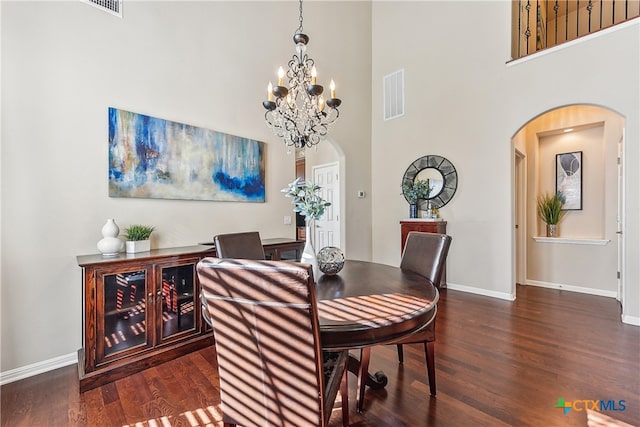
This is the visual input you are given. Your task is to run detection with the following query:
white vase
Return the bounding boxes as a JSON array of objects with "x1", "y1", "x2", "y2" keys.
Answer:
[
  {"x1": 101, "y1": 218, "x2": 120, "y2": 238},
  {"x1": 97, "y1": 219, "x2": 124, "y2": 256},
  {"x1": 301, "y1": 220, "x2": 320, "y2": 280}
]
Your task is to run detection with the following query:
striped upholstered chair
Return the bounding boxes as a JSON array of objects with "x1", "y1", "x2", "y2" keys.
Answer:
[{"x1": 197, "y1": 257, "x2": 350, "y2": 427}]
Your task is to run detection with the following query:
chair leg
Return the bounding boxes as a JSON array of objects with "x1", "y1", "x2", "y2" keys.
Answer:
[
  {"x1": 341, "y1": 364, "x2": 349, "y2": 427},
  {"x1": 357, "y1": 348, "x2": 371, "y2": 413},
  {"x1": 396, "y1": 344, "x2": 404, "y2": 363},
  {"x1": 424, "y1": 341, "x2": 436, "y2": 395}
]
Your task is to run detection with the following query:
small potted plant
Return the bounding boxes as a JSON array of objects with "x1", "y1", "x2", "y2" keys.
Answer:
[
  {"x1": 124, "y1": 224, "x2": 155, "y2": 253},
  {"x1": 402, "y1": 179, "x2": 434, "y2": 218},
  {"x1": 537, "y1": 193, "x2": 566, "y2": 237}
]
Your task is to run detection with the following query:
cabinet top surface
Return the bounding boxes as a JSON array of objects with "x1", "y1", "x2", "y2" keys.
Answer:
[
  {"x1": 77, "y1": 238, "x2": 303, "y2": 267},
  {"x1": 196, "y1": 237, "x2": 302, "y2": 247},
  {"x1": 400, "y1": 219, "x2": 447, "y2": 224},
  {"x1": 77, "y1": 245, "x2": 215, "y2": 266}
]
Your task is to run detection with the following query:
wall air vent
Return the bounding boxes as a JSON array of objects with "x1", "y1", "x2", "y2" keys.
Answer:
[
  {"x1": 383, "y1": 69, "x2": 404, "y2": 121},
  {"x1": 84, "y1": 0, "x2": 122, "y2": 18}
]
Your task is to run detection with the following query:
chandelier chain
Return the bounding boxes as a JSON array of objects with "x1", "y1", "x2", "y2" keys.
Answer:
[{"x1": 296, "y1": 0, "x2": 304, "y2": 34}]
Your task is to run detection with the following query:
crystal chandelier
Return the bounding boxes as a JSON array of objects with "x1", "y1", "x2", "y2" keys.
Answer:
[{"x1": 262, "y1": 0, "x2": 342, "y2": 150}]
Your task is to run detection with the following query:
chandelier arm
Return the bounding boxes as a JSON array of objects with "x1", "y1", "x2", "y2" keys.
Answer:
[
  {"x1": 275, "y1": 99, "x2": 299, "y2": 123},
  {"x1": 282, "y1": 113, "x2": 301, "y2": 135}
]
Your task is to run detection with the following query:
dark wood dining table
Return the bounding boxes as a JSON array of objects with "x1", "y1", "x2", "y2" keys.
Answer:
[{"x1": 315, "y1": 259, "x2": 439, "y2": 390}]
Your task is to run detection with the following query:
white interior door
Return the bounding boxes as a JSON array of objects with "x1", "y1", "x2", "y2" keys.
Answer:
[
  {"x1": 515, "y1": 149, "x2": 526, "y2": 286},
  {"x1": 617, "y1": 130, "x2": 624, "y2": 303},
  {"x1": 312, "y1": 162, "x2": 340, "y2": 250}
]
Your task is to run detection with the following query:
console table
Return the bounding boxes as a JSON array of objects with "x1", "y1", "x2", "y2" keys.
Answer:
[
  {"x1": 400, "y1": 219, "x2": 447, "y2": 287},
  {"x1": 77, "y1": 239, "x2": 304, "y2": 392}
]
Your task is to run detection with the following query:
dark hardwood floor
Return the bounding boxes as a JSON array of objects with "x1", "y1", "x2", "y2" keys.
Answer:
[{"x1": 2, "y1": 285, "x2": 639, "y2": 426}]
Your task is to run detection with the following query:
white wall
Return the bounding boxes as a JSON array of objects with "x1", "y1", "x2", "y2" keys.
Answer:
[
  {"x1": 372, "y1": 1, "x2": 517, "y2": 300},
  {"x1": 0, "y1": 1, "x2": 372, "y2": 373},
  {"x1": 371, "y1": 2, "x2": 639, "y2": 320}
]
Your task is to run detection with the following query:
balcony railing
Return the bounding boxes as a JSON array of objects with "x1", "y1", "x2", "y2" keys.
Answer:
[{"x1": 512, "y1": 0, "x2": 639, "y2": 59}]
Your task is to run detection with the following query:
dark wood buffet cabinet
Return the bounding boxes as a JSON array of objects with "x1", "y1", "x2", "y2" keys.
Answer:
[
  {"x1": 77, "y1": 238, "x2": 304, "y2": 392},
  {"x1": 400, "y1": 219, "x2": 447, "y2": 287}
]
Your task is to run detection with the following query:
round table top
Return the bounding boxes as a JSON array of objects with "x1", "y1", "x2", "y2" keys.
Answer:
[{"x1": 316, "y1": 260, "x2": 439, "y2": 350}]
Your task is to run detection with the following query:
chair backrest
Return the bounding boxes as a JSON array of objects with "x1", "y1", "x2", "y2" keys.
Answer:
[
  {"x1": 197, "y1": 257, "x2": 330, "y2": 427},
  {"x1": 214, "y1": 231, "x2": 265, "y2": 260},
  {"x1": 400, "y1": 232, "x2": 452, "y2": 285}
]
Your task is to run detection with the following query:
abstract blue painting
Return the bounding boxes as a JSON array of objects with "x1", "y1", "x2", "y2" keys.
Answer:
[{"x1": 108, "y1": 108, "x2": 265, "y2": 202}]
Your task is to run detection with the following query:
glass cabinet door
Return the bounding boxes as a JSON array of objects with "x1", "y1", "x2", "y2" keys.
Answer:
[
  {"x1": 160, "y1": 263, "x2": 196, "y2": 340},
  {"x1": 101, "y1": 269, "x2": 149, "y2": 358}
]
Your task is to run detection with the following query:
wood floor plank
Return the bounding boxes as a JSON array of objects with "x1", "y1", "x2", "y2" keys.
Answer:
[
  {"x1": 2, "y1": 285, "x2": 638, "y2": 426},
  {"x1": 113, "y1": 374, "x2": 146, "y2": 425}
]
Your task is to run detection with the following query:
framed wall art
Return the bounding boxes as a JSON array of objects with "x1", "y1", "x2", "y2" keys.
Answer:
[
  {"x1": 556, "y1": 151, "x2": 582, "y2": 210},
  {"x1": 108, "y1": 108, "x2": 265, "y2": 202}
]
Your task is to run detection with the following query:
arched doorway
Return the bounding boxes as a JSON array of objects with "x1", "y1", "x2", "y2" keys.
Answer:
[{"x1": 512, "y1": 105, "x2": 625, "y2": 310}]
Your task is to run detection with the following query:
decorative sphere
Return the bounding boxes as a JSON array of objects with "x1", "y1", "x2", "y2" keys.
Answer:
[{"x1": 317, "y1": 246, "x2": 345, "y2": 275}]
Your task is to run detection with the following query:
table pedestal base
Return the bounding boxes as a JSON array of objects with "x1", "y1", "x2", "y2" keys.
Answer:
[
  {"x1": 347, "y1": 354, "x2": 387, "y2": 412},
  {"x1": 347, "y1": 354, "x2": 388, "y2": 389}
]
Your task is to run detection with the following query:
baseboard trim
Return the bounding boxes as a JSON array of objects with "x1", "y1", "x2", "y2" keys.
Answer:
[
  {"x1": 445, "y1": 283, "x2": 516, "y2": 301},
  {"x1": 525, "y1": 280, "x2": 617, "y2": 298},
  {"x1": 621, "y1": 314, "x2": 640, "y2": 326},
  {"x1": 0, "y1": 352, "x2": 77, "y2": 386}
]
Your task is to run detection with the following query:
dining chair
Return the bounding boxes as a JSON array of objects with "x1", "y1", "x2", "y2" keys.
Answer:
[
  {"x1": 356, "y1": 231, "x2": 451, "y2": 411},
  {"x1": 197, "y1": 257, "x2": 350, "y2": 427},
  {"x1": 213, "y1": 231, "x2": 266, "y2": 260},
  {"x1": 201, "y1": 232, "x2": 267, "y2": 328}
]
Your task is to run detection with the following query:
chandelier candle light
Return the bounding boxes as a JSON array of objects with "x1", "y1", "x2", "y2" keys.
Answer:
[{"x1": 262, "y1": 0, "x2": 342, "y2": 150}]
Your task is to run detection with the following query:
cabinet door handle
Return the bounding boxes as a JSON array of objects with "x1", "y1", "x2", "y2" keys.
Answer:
[{"x1": 148, "y1": 293, "x2": 154, "y2": 304}]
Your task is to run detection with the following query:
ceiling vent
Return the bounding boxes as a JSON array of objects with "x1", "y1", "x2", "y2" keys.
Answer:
[
  {"x1": 84, "y1": 0, "x2": 122, "y2": 18},
  {"x1": 383, "y1": 69, "x2": 404, "y2": 121}
]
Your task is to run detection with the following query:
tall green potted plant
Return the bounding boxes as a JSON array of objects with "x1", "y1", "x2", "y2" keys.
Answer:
[{"x1": 537, "y1": 193, "x2": 566, "y2": 237}]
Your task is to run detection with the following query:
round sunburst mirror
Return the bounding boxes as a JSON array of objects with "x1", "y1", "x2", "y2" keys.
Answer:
[{"x1": 401, "y1": 155, "x2": 458, "y2": 210}]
